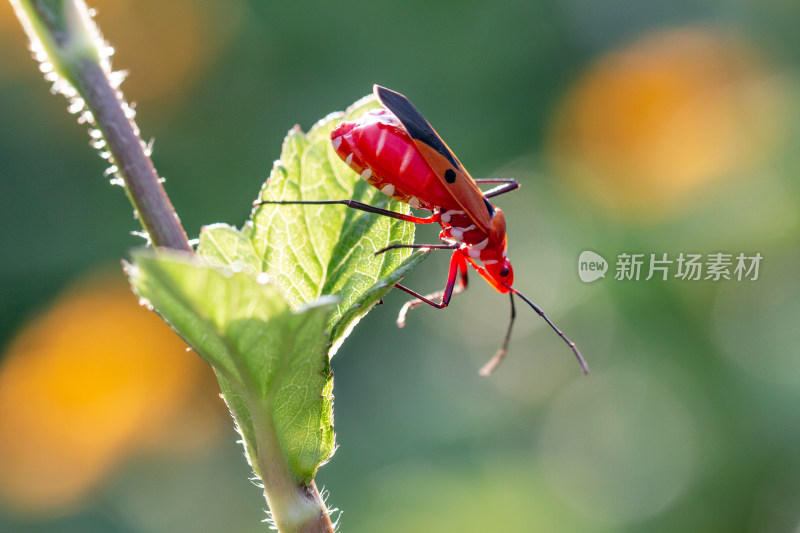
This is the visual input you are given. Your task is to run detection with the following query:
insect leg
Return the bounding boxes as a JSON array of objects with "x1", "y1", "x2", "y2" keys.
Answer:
[
  {"x1": 474, "y1": 178, "x2": 520, "y2": 199},
  {"x1": 373, "y1": 242, "x2": 459, "y2": 256},
  {"x1": 395, "y1": 252, "x2": 469, "y2": 327},
  {"x1": 254, "y1": 199, "x2": 438, "y2": 225},
  {"x1": 478, "y1": 292, "x2": 516, "y2": 376},
  {"x1": 474, "y1": 178, "x2": 519, "y2": 183}
]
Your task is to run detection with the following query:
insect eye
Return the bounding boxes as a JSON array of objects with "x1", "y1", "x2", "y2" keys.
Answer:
[{"x1": 499, "y1": 266, "x2": 510, "y2": 277}]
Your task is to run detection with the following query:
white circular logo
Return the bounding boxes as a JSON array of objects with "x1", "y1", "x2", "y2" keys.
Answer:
[{"x1": 578, "y1": 251, "x2": 608, "y2": 282}]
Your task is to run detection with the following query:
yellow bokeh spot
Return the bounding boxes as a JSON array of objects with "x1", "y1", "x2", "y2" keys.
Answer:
[
  {"x1": 0, "y1": 271, "x2": 221, "y2": 514},
  {"x1": 549, "y1": 28, "x2": 784, "y2": 219}
]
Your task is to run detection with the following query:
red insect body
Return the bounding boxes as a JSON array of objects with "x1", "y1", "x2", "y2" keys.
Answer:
[
  {"x1": 331, "y1": 109, "x2": 515, "y2": 294},
  {"x1": 331, "y1": 110, "x2": 456, "y2": 211},
  {"x1": 256, "y1": 85, "x2": 586, "y2": 375}
]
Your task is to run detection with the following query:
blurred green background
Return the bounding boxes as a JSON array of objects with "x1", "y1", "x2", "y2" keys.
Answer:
[{"x1": 2, "y1": 1, "x2": 799, "y2": 531}]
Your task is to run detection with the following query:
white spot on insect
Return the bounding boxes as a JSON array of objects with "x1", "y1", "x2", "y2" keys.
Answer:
[
  {"x1": 441, "y1": 212, "x2": 451, "y2": 223},
  {"x1": 381, "y1": 184, "x2": 395, "y2": 196},
  {"x1": 482, "y1": 259, "x2": 499, "y2": 265},
  {"x1": 375, "y1": 129, "x2": 388, "y2": 157},
  {"x1": 468, "y1": 247, "x2": 482, "y2": 259},
  {"x1": 399, "y1": 145, "x2": 415, "y2": 174},
  {"x1": 450, "y1": 224, "x2": 476, "y2": 241},
  {"x1": 332, "y1": 136, "x2": 343, "y2": 150},
  {"x1": 473, "y1": 238, "x2": 489, "y2": 250},
  {"x1": 361, "y1": 168, "x2": 372, "y2": 180},
  {"x1": 345, "y1": 153, "x2": 353, "y2": 166},
  {"x1": 409, "y1": 196, "x2": 421, "y2": 209}
]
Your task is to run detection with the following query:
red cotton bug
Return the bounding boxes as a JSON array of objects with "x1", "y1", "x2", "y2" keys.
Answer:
[{"x1": 256, "y1": 85, "x2": 588, "y2": 376}]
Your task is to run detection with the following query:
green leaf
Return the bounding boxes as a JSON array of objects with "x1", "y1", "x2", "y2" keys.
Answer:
[
  {"x1": 197, "y1": 223, "x2": 261, "y2": 276},
  {"x1": 127, "y1": 249, "x2": 335, "y2": 481},
  {"x1": 247, "y1": 95, "x2": 428, "y2": 349},
  {"x1": 127, "y1": 93, "x2": 431, "y2": 521}
]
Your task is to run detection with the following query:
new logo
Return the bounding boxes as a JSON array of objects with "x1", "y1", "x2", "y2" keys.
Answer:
[{"x1": 578, "y1": 251, "x2": 608, "y2": 283}]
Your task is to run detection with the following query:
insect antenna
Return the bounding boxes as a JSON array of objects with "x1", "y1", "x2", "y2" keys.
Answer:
[{"x1": 509, "y1": 288, "x2": 589, "y2": 375}]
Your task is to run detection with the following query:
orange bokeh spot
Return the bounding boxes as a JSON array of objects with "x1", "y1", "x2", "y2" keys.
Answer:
[
  {"x1": 1, "y1": 0, "x2": 243, "y2": 107},
  {"x1": 89, "y1": 0, "x2": 243, "y2": 107},
  {"x1": 549, "y1": 28, "x2": 784, "y2": 219},
  {"x1": 0, "y1": 271, "x2": 222, "y2": 514}
]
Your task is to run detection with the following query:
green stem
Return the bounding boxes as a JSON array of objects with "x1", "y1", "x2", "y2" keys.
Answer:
[{"x1": 250, "y1": 398, "x2": 334, "y2": 533}]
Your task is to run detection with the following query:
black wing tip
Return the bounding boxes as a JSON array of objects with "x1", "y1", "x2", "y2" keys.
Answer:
[
  {"x1": 373, "y1": 85, "x2": 461, "y2": 170},
  {"x1": 373, "y1": 85, "x2": 406, "y2": 108},
  {"x1": 373, "y1": 84, "x2": 389, "y2": 101}
]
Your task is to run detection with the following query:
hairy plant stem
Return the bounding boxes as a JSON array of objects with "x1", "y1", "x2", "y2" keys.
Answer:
[
  {"x1": 71, "y1": 58, "x2": 192, "y2": 251},
  {"x1": 250, "y1": 397, "x2": 334, "y2": 533},
  {"x1": 12, "y1": 0, "x2": 191, "y2": 252}
]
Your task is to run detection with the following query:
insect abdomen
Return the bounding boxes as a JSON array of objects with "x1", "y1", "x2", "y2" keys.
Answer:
[{"x1": 331, "y1": 109, "x2": 460, "y2": 211}]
